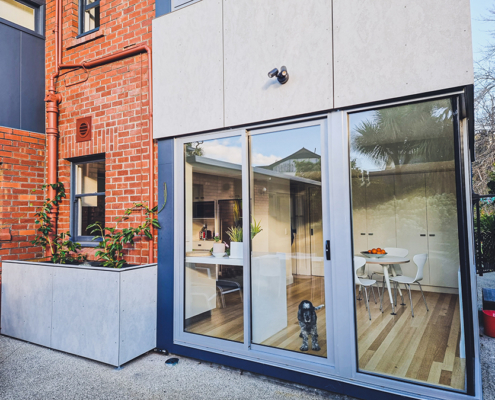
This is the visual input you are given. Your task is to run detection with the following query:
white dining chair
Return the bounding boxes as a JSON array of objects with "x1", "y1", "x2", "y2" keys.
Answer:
[
  {"x1": 370, "y1": 247, "x2": 408, "y2": 299},
  {"x1": 355, "y1": 258, "x2": 371, "y2": 301},
  {"x1": 354, "y1": 256, "x2": 379, "y2": 320},
  {"x1": 389, "y1": 253, "x2": 429, "y2": 317}
]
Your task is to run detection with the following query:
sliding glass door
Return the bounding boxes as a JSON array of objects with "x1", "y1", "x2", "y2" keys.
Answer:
[
  {"x1": 176, "y1": 120, "x2": 333, "y2": 366},
  {"x1": 249, "y1": 125, "x2": 328, "y2": 358},
  {"x1": 349, "y1": 98, "x2": 467, "y2": 391}
]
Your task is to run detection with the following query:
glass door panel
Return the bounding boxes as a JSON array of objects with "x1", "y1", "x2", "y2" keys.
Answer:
[
  {"x1": 183, "y1": 136, "x2": 244, "y2": 342},
  {"x1": 349, "y1": 98, "x2": 466, "y2": 391},
  {"x1": 249, "y1": 125, "x2": 327, "y2": 357}
]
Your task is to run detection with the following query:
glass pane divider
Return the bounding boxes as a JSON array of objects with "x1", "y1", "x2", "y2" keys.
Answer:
[{"x1": 242, "y1": 129, "x2": 252, "y2": 350}]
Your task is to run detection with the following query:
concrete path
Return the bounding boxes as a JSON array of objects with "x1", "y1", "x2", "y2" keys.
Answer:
[{"x1": 0, "y1": 335, "x2": 355, "y2": 400}]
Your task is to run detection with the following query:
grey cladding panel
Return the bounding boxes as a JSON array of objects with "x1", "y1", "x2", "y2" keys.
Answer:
[
  {"x1": 0, "y1": 23, "x2": 20, "y2": 129},
  {"x1": 119, "y1": 266, "x2": 158, "y2": 365},
  {"x1": 51, "y1": 267, "x2": 120, "y2": 366},
  {"x1": 0, "y1": 263, "x2": 52, "y2": 347},
  {"x1": 21, "y1": 32, "x2": 45, "y2": 132}
]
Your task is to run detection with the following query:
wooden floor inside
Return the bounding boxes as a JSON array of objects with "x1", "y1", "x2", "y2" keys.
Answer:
[
  {"x1": 186, "y1": 276, "x2": 326, "y2": 356},
  {"x1": 356, "y1": 286, "x2": 466, "y2": 390},
  {"x1": 185, "y1": 275, "x2": 466, "y2": 390}
]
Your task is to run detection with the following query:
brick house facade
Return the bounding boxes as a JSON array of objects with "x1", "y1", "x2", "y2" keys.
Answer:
[
  {"x1": 0, "y1": 128, "x2": 46, "y2": 283},
  {"x1": 45, "y1": 0, "x2": 157, "y2": 265}
]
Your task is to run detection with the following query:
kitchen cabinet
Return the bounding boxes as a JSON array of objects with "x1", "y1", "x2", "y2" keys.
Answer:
[{"x1": 352, "y1": 170, "x2": 459, "y2": 289}]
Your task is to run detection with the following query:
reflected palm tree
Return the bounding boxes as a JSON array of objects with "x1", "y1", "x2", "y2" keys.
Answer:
[{"x1": 352, "y1": 100, "x2": 454, "y2": 168}]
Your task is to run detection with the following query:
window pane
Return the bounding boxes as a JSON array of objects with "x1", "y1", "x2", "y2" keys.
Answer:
[
  {"x1": 0, "y1": 0, "x2": 35, "y2": 31},
  {"x1": 76, "y1": 161, "x2": 105, "y2": 194},
  {"x1": 77, "y1": 195, "x2": 105, "y2": 236},
  {"x1": 250, "y1": 126, "x2": 326, "y2": 357},
  {"x1": 84, "y1": 5, "x2": 100, "y2": 32},
  {"x1": 183, "y1": 136, "x2": 244, "y2": 342},
  {"x1": 350, "y1": 99, "x2": 466, "y2": 390}
]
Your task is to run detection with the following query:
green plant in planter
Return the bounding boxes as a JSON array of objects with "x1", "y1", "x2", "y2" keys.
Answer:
[
  {"x1": 31, "y1": 182, "x2": 87, "y2": 264},
  {"x1": 226, "y1": 226, "x2": 243, "y2": 242},
  {"x1": 225, "y1": 219, "x2": 263, "y2": 242},
  {"x1": 88, "y1": 203, "x2": 160, "y2": 269},
  {"x1": 250, "y1": 218, "x2": 262, "y2": 239}
]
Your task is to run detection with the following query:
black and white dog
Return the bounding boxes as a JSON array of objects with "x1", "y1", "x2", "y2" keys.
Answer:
[{"x1": 297, "y1": 300, "x2": 324, "y2": 352}]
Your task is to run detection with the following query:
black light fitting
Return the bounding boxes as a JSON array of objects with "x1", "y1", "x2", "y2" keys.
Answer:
[{"x1": 267, "y1": 66, "x2": 289, "y2": 84}]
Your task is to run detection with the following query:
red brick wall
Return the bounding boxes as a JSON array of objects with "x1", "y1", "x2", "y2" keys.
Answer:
[
  {"x1": 45, "y1": 0, "x2": 157, "y2": 265},
  {"x1": 0, "y1": 127, "x2": 46, "y2": 280}
]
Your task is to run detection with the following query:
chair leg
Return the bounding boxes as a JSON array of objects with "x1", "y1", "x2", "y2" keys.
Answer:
[
  {"x1": 218, "y1": 289, "x2": 226, "y2": 308},
  {"x1": 379, "y1": 279, "x2": 385, "y2": 312},
  {"x1": 417, "y1": 282, "x2": 429, "y2": 311},
  {"x1": 407, "y1": 284, "x2": 414, "y2": 317},
  {"x1": 394, "y1": 281, "x2": 398, "y2": 306},
  {"x1": 399, "y1": 283, "x2": 406, "y2": 306},
  {"x1": 357, "y1": 285, "x2": 362, "y2": 301},
  {"x1": 364, "y1": 287, "x2": 371, "y2": 320},
  {"x1": 371, "y1": 285, "x2": 377, "y2": 304}
]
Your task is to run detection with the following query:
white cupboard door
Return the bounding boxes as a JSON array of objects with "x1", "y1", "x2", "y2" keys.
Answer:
[
  {"x1": 351, "y1": 177, "x2": 367, "y2": 253},
  {"x1": 426, "y1": 171, "x2": 460, "y2": 288},
  {"x1": 394, "y1": 173, "x2": 430, "y2": 284},
  {"x1": 366, "y1": 174, "x2": 396, "y2": 250}
]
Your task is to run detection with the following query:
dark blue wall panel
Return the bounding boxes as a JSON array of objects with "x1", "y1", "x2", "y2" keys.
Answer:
[
  {"x1": 155, "y1": 138, "x2": 403, "y2": 400},
  {"x1": 20, "y1": 32, "x2": 45, "y2": 132},
  {"x1": 0, "y1": 23, "x2": 21, "y2": 130},
  {"x1": 0, "y1": 21, "x2": 45, "y2": 133},
  {"x1": 155, "y1": 0, "x2": 171, "y2": 18},
  {"x1": 157, "y1": 138, "x2": 175, "y2": 350}
]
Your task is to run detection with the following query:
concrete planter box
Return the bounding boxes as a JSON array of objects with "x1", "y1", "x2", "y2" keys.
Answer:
[{"x1": 1, "y1": 260, "x2": 157, "y2": 367}]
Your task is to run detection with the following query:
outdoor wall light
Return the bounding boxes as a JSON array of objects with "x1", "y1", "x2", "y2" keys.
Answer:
[{"x1": 267, "y1": 66, "x2": 289, "y2": 84}]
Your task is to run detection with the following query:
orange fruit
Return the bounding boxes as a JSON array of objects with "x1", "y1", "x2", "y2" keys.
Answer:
[{"x1": 372, "y1": 249, "x2": 377, "y2": 254}]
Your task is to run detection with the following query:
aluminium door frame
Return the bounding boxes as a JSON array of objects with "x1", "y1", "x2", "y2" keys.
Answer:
[
  {"x1": 171, "y1": 96, "x2": 481, "y2": 399},
  {"x1": 337, "y1": 92, "x2": 481, "y2": 399},
  {"x1": 173, "y1": 118, "x2": 341, "y2": 376}
]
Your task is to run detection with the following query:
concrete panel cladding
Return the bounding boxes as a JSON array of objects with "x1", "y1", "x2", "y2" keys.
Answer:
[
  {"x1": 333, "y1": 0, "x2": 474, "y2": 108},
  {"x1": 153, "y1": 0, "x2": 224, "y2": 138},
  {"x1": 223, "y1": 0, "x2": 333, "y2": 127}
]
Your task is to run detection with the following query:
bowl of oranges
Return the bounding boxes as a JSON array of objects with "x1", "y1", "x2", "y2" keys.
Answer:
[{"x1": 361, "y1": 248, "x2": 387, "y2": 258}]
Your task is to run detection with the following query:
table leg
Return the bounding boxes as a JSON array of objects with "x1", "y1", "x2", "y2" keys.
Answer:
[{"x1": 383, "y1": 265, "x2": 396, "y2": 315}]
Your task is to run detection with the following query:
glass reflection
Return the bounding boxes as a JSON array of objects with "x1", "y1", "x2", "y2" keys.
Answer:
[
  {"x1": 350, "y1": 99, "x2": 466, "y2": 390},
  {"x1": 183, "y1": 136, "x2": 244, "y2": 342},
  {"x1": 250, "y1": 126, "x2": 326, "y2": 357}
]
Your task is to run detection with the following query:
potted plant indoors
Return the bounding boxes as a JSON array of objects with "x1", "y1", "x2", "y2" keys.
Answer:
[
  {"x1": 1, "y1": 183, "x2": 161, "y2": 368},
  {"x1": 226, "y1": 219, "x2": 262, "y2": 259}
]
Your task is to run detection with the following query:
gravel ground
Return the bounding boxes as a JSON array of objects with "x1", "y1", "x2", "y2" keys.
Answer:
[
  {"x1": 0, "y1": 335, "x2": 356, "y2": 400},
  {"x1": 477, "y1": 272, "x2": 495, "y2": 400}
]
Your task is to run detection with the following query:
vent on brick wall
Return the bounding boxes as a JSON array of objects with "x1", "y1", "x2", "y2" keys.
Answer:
[{"x1": 76, "y1": 117, "x2": 92, "y2": 142}]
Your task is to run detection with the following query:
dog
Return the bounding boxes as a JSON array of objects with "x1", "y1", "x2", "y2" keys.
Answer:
[{"x1": 297, "y1": 300, "x2": 324, "y2": 351}]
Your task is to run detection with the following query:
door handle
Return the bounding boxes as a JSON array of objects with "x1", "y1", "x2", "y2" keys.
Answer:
[
  {"x1": 325, "y1": 240, "x2": 331, "y2": 261},
  {"x1": 368, "y1": 233, "x2": 373, "y2": 235},
  {"x1": 429, "y1": 234, "x2": 435, "y2": 237},
  {"x1": 420, "y1": 234, "x2": 426, "y2": 237}
]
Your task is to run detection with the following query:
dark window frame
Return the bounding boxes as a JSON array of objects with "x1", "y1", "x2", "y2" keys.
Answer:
[
  {"x1": 70, "y1": 154, "x2": 106, "y2": 246},
  {"x1": 0, "y1": 0, "x2": 45, "y2": 36},
  {"x1": 77, "y1": 0, "x2": 100, "y2": 37}
]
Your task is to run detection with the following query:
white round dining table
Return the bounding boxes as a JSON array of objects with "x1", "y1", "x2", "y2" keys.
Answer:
[{"x1": 361, "y1": 256, "x2": 410, "y2": 315}]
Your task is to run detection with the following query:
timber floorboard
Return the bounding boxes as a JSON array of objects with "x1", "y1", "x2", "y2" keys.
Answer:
[
  {"x1": 185, "y1": 276, "x2": 466, "y2": 391},
  {"x1": 356, "y1": 286, "x2": 466, "y2": 391}
]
